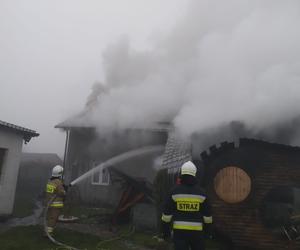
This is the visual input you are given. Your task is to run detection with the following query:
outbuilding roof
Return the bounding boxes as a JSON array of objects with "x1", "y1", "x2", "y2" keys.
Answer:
[{"x1": 0, "y1": 120, "x2": 39, "y2": 143}]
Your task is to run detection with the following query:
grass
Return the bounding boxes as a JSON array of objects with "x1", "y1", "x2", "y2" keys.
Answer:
[
  {"x1": 67, "y1": 206, "x2": 112, "y2": 224},
  {"x1": 0, "y1": 225, "x2": 121, "y2": 250},
  {"x1": 0, "y1": 225, "x2": 221, "y2": 250},
  {"x1": 0, "y1": 226, "x2": 100, "y2": 250}
]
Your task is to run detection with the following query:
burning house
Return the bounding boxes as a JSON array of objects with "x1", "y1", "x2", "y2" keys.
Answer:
[
  {"x1": 56, "y1": 113, "x2": 170, "y2": 228},
  {"x1": 56, "y1": 101, "x2": 300, "y2": 248}
]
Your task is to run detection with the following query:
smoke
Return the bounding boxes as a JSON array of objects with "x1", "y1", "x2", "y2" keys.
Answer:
[{"x1": 84, "y1": 0, "x2": 300, "y2": 146}]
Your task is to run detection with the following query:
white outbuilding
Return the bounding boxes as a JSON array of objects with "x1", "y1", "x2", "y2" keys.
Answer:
[{"x1": 0, "y1": 120, "x2": 39, "y2": 216}]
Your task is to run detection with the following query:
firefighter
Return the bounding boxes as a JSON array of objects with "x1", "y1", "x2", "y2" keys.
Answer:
[
  {"x1": 161, "y1": 161, "x2": 213, "y2": 250},
  {"x1": 45, "y1": 165, "x2": 66, "y2": 236}
]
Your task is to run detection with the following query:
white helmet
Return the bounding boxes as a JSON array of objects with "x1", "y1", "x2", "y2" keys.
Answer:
[
  {"x1": 181, "y1": 161, "x2": 197, "y2": 177},
  {"x1": 52, "y1": 165, "x2": 64, "y2": 178}
]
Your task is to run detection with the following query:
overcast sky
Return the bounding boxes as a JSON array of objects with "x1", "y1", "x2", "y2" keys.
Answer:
[{"x1": 0, "y1": 0, "x2": 188, "y2": 157}]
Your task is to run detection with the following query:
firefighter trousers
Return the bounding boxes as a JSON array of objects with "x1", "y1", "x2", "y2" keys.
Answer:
[
  {"x1": 173, "y1": 230, "x2": 205, "y2": 250},
  {"x1": 47, "y1": 207, "x2": 62, "y2": 229}
]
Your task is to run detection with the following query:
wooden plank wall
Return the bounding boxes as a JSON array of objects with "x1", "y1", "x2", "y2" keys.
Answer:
[
  {"x1": 214, "y1": 166, "x2": 251, "y2": 204},
  {"x1": 202, "y1": 138, "x2": 300, "y2": 250}
]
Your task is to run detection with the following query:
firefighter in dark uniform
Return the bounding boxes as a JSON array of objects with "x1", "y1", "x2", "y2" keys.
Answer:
[{"x1": 161, "y1": 161, "x2": 213, "y2": 250}]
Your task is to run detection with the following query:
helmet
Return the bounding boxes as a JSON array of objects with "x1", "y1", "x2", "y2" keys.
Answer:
[
  {"x1": 52, "y1": 165, "x2": 64, "y2": 178},
  {"x1": 181, "y1": 161, "x2": 197, "y2": 177}
]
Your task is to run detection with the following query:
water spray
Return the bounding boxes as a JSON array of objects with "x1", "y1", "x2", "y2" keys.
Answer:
[
  {"x1": 44, "y1": 145, "x2": 164, "y2": 248},
  {"x1": 69, "y1": 145, "x2": 165, "y2": 186}
]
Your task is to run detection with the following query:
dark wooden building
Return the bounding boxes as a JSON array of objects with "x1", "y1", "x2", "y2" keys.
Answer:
[
  {"x1": 202, "y1": 138, "x2": 300, "y2": 250},
  {"x1": 157, "y1": 137, "x2": 300, "y2": 249},
  {"x1": 56, "y1": 118, "x2": 169, "y2": 209}
]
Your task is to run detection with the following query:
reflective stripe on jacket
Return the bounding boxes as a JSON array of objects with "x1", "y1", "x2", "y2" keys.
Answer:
[
  {"x1": 162, "y1": 183, "x2": 212, "y2": 231},
  {"x1": 46, "y1": 178, "x2": 66, "y2": 208},
  {"x1": 173, "y1": 221, "x2": 203, "y2": 231}
]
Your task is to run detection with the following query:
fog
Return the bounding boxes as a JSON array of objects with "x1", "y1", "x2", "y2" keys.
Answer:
[
  {"x1": 1, "y1": 0, "x2": 300, "y2": 157},
  {"x1": 0, "y1": 0, "x2": 187, "y2": 156}
]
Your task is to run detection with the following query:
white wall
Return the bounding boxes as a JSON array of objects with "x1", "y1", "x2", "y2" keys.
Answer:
[{"x1": 0, "y1": 129, "x2": 23, "y2": 215}]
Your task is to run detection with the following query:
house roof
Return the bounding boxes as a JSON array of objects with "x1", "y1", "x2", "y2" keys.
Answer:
[
  {"x1": 200, "y1": 137, "x2": 300, "y2": 166},
  {"x1": 239, "y1": 138, "x2": 300, "y2": 152},
  {"x1": 21, "y1": 153, "x2": 62, "y2": 165},
  {"x1": 55, "y1": 110, "x2": 172, "y2": 132},
  {"x1": 55, "y1": 110, "x2": 93, "y2": 129},
  {"x1": 161, "y1": 131, "x2": 192, "y2": 173},
  {"x1": 0, "y1": 120, "x2": 39, "y2": 143}
]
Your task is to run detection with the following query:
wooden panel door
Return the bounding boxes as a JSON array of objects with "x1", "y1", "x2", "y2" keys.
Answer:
[{"x1": 214, "y1": 166, "x2": 251, "y2": 203}]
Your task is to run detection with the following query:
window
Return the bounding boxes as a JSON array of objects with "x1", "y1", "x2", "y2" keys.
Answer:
[
  {"x1": 91, "y1": 163, "x2": 110, "y2": 186},
  {"x1": 0, "y1": 148, "x2": 7, "y2": 181}
]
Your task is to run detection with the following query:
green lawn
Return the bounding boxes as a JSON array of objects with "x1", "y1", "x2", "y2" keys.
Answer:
[
  {"x1": 0, "y1": 225, "x2": 221, "y2": 250},
  {"x1": 0, "y1": 225, "x2": 165, "y2": 250},
  {"x1": 0, "y1": 226, "x2": 100, "y2": 250}
]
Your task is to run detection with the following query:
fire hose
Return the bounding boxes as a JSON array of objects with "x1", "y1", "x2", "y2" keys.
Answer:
[
  {"x1": 44, "y1": 194, "x2": 136, "y2": 250},
  {"x1": 43, "y1": 195, "x2": 81, "y2": 250}
]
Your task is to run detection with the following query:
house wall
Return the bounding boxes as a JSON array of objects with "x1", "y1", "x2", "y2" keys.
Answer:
[
  {"x1": 203, "y1": 139, "x2": 300, "y2": 250},
  {"x1": 132, "y1": 203, "x2": 157, "y2": 231},
  {"x1": 0, "y1": 129, "x2": 23, "y2": 215},
  {"x1": 65, "y1": 128, "x2": 167, "y2": 207}
]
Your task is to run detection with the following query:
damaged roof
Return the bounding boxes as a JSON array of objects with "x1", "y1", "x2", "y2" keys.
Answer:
[
  {"x1": 55, "y1": 109, "x2": 172, "y2": 132},
  {"x1": 55, "y1": 110, "x2": 92, "y2": 129},
  {"x1": 161, "y1": 131, "x2": 192, "y2": 172},
  {"x1": 0, "y1": 120, "x2": 39, "y2": 143}
]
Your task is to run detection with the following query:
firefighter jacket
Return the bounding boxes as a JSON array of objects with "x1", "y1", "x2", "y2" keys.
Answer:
[
  {"x1": 45, "y1": 178, "x2": 66, "y2": 208},
  {"x1": 161, "y1": 183, "x2": 213, "y2": 235}
]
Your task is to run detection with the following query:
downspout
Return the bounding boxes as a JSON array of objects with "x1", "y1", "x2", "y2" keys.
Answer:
[{"x1": 63, "y1": 129, "x2": 70, "y2": 182}]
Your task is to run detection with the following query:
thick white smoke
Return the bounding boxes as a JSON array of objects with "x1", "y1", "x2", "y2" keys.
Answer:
[{"x1": 86, "y1": 0, "x2": 300, "y2": 145}]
